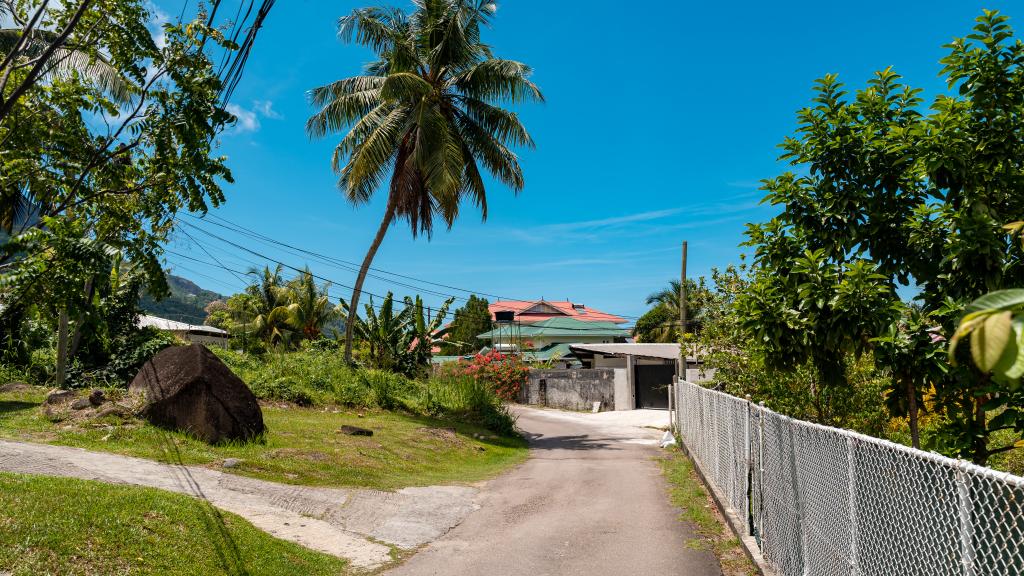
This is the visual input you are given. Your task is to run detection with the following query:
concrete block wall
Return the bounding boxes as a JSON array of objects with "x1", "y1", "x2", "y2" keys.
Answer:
[{"x1": 523, "y1": 368, "x2": 616, "y2": 411}]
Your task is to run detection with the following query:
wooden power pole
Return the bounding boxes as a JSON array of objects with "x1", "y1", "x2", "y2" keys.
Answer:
[{"x1": 680, "y1": 241, "x2": 688, "y2": 371}]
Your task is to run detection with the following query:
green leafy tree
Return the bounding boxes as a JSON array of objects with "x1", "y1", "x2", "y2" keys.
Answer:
[
  {"x1": 0, "y1": 0, "x2": 275, "y2": 382},
  {"x1": 739, "y1": 11, "x2": 1024, "y2": 463},
  {"x1": 439, "y1": 294, "x2": 491, "y2": 354},
  {"x1": 306, "y1": 0, "x2": 544, "y2": 362}
]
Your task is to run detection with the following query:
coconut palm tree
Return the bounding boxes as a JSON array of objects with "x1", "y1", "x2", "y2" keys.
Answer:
[
  {"x1": 639, "y1": 279, "x2": 708, "y2": 342},
  {"x1": 244, "y1": 265, "x2": 294, "y2": 346},
  {"x1": 284, "y1": 268, "x2": 346, "y2": 341},
  {"x1": 306, "y1": 0, "x2": 543, "y2": 362}
]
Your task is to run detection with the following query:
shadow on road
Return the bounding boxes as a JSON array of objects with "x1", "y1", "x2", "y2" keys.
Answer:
[{"x1": 520, "y1": 432, "x2": 619, "y2": 452}]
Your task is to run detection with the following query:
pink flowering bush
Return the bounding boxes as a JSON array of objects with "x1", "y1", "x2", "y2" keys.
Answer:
[{"x1": 442, "y1": 350, "x2": 529, "y2": 401}]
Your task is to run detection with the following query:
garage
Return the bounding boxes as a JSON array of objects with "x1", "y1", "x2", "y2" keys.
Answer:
[{"x1": 568, "y1": 343, "x2": 688, "y2": 410}]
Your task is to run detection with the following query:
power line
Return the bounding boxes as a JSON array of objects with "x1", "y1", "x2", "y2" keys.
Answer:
[
  {"x1": 164, "y1": 245, "x2": 634, "y2": 332},
  {"x1": 177, "y1": 219, "x2": 460, "y2": 310},
  {"x1": 182, "y1": 212, "x2": 643, "y2": 320}
]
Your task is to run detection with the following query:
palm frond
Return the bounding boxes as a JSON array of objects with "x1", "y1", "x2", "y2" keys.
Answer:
[
  {"x1": 453, "y1": 58, "x2": 544, "y2": 104},
  {"x1": 0, "y1": 28, "x2": 136, "y2": 104}
]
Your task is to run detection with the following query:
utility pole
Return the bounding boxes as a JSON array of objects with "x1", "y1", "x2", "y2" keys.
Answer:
[{"x1": 680, "y1": 241, "x2": 688, "y2": 374}]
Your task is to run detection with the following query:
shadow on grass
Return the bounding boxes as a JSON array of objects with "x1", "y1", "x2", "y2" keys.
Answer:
[
  {"x1": 0, "y1": 400, "x2": 39, "y2": 416},
  {"x1": 158, "y1": 430, "x2": 250, "y2": 576}
]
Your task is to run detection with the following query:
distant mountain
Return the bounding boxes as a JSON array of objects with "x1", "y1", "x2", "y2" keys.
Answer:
[{"x1": 140, "y1": 274, "x2": 225, "y2": 325}]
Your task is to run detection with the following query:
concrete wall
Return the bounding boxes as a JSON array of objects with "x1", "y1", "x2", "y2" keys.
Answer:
[
  {"x1": 523, "y1": 368, "x2": 616, "y2": 411},
  {"x1": 612, "y1": 368, "x2": 631, "y2": 410}
]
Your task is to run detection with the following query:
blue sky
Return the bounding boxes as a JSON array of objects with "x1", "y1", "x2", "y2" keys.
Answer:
[{"x1": 163, "y1": 0, "x2": 1017, "y2": 321}]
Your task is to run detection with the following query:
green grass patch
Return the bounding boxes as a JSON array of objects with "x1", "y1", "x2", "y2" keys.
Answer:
[
  {"x1": 659, "y1": 447, "x2": 758, "y2": 576},
  {"x1": 0, "y1": 386, "x2": 528, "y2": 490},
  {"x1": 0, "y1": 472, "x2": 349, "y2": 576}
]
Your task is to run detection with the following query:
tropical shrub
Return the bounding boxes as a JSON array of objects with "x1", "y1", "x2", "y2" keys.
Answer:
[
  {"x1": 212, "y1": 348, "x2": 517, "y2": 434},
  {"x1": 442, "y1": 350, "x2": 529, "y2": 401},
  {"x1": 420, "y1": 374, "x2": 517, "y2": 436}
]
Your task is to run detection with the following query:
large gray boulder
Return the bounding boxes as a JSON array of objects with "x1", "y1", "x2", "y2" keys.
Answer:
[{"x1": 129, "y1": 344, "x2": 265, "y2": 444}]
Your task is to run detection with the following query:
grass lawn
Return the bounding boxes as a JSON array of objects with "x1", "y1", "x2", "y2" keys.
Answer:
[
  {"x1": 0, "y1": 386, "x2": 528, "y2": 490},
  {"x1": 658, "y1": 448, "x2": 757, "y2": 576},
  {"x1": 0, "y1": 472, "x2": 349, "y2": 576}
]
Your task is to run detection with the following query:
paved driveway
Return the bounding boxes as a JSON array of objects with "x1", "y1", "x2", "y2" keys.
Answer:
[{"x1": 386, "y1": 406, "x2": 722, "y2": 576}]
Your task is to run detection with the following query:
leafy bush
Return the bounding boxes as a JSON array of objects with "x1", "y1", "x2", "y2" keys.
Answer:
[
  {"x1": 440, "y1": 350, "x2": 529, "y2": 401},
  {"x1": 419, "y1": 374, "x2": 517, "y2": 436},
  {"x1": 212, "y1": 347, "x2": 517, "y2": 434}
]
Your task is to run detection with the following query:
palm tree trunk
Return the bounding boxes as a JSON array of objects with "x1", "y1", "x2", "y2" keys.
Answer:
[{"x1": 344, "y1": 198, "x2": 396, "y2": 363}]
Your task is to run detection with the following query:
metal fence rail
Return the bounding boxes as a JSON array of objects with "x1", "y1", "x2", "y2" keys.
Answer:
[{"x1": 674, "y1": 379, "x2": 1024, "y2": 576}]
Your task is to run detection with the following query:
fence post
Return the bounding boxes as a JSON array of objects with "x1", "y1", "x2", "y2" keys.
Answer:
[
  {"x1": 956, "y1": 463, "x2": 976, "y2": 576},
  {"x1": 847, "y1": 436, "x2": 859, "y2": 576},
  {"x1": 668, "y1": 382, "x2": 674, "y2": 434},
  {"x1": 787, "y1": 419, "x2": 806, "y2": 576},
  {"x1": 744, "y1": 394, "x2": 752, "y2": 532},
  {"x1": 757, "y1": 401, "x2": 766, "y2": 547}
]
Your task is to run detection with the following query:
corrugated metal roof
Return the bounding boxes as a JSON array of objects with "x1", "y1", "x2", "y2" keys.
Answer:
[
  {"x1": 569, "y1": 343, "x2": 682, "y2": 360},
  {"x1": 138, "y1": 314, "x2": 228, "y2": 336}
]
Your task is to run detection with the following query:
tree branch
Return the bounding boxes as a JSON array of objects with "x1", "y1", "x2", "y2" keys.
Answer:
[{"x1": 0, "y1": 0, "x2": 94, "y2": 125}]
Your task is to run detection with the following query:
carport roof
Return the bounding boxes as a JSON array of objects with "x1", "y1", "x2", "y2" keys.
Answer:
[{"x1": 569, "y1": 343, "x2": 682, "y2": 361}]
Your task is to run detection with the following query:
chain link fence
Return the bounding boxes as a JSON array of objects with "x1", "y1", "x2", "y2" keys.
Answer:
[{"x1": 674, "y1": 379, "x2": 1024, "y2": 576}]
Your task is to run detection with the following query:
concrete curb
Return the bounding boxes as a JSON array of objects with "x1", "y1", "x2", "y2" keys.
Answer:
[{"x1": 676, "y1": 440, "x2": 776, "y2": 576}]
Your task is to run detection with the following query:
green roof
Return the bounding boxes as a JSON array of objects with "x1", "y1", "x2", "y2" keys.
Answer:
[
  {"x1": 477, "y1": 317, "x2": 629, "y2": 340},
  {"x1": 521, "y1": 343, "x2": 575, "y2": 362}
]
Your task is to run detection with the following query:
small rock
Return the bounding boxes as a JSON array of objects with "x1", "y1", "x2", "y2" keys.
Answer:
[
  {"x1": 356, "y1": 413, "x2": 364, "y2": 418},
  {"x1": 44, "y1": 389, "x2": 76, "y2": 405},
  {"x1": 0, "y1": 382, "x2": 30, "y2": 393},
  {"x1": 94, "y1": 404, "x2": 132, "y2": 419},
  {"x1": 88, "y1": 389, "x2": 106, "y2": 406},
  {"x1": 339, "y1": 425, "x2": 373, "y2": 436},
  {"x1": 222, "y1": 458, "x2": 241, "y2": 469},
  {"x1": 70, "y1": 398, "x2": 92, "y2": 410},
  {"x1": 42, "y1": 404, "x2": 65, "y2": 422}
]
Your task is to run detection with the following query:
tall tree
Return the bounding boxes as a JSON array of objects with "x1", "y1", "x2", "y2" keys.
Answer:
[
  {"x1": 635, "y1": 279, "x2": 708, "y2": 342},
  {"x1": 306, "y1": 0, "x2": 543, "y2": 362},
  {"x1": 0, "y1": 0, "x2": 275, "y2": 375},
  {"x1": 739, "y1": 11, "x2": 1024, "y2": 463},
  {"x1": 284, "y1": 268, "x2": 345, "y2": 341},
  {"x1": 439, "y1": 294, "x2": 490, "y2": 354}
]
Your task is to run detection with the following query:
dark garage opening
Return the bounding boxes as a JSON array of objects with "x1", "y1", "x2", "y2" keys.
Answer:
[{"x1": 634, "y1": 364, "x2": 674, "y2": 409}]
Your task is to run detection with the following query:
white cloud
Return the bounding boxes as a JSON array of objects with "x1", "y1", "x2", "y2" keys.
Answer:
[
  {"x1": 226, "y1": 103, "x2": 260, "y2": 133},
  {"x1": 146, "y1": 2, "x2": 170, "y2": 49},
  {"x1": 226, "y1": 100, "x2": 282, "y2": 134},
  {"x1": 253, "y1": 100, "x2": 281, "y2": 119}
]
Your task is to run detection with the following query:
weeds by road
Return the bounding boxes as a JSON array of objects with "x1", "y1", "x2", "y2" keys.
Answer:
[{"x1": 659, "y1": 448, "x2": 758, "y2": 576}]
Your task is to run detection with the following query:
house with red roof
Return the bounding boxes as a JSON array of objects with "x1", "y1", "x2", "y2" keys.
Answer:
[{"x1": 488, "y1": 300, "x2": 626, "y2": 325}]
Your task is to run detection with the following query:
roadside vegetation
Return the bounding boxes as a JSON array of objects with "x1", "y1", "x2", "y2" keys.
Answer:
[
  {"x1": 659, "y1": 449, "x2": 757, "y2": 576},
  {"x1": 0, "y1": 472, "x2": 350, "y2": 576},
  {"x1": 0, "y1": 384, "x2": 525, "y2": 489},
  {"x1": 675, "y1": 11, "x2": 1024, "y2": 475}
]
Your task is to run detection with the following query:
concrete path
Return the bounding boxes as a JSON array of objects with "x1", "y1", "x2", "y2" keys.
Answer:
[
  {"x1": 385, "y1": 406, "x2": 722, "y2": 576},
  {"x1": 0, "y1": 440, "x2": 479, "y2": 570}
]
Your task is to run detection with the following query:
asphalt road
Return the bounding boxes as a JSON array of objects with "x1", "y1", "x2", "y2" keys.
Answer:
[{"x1": 385, "y1": 406, "x2": 722, "y2": 576}]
